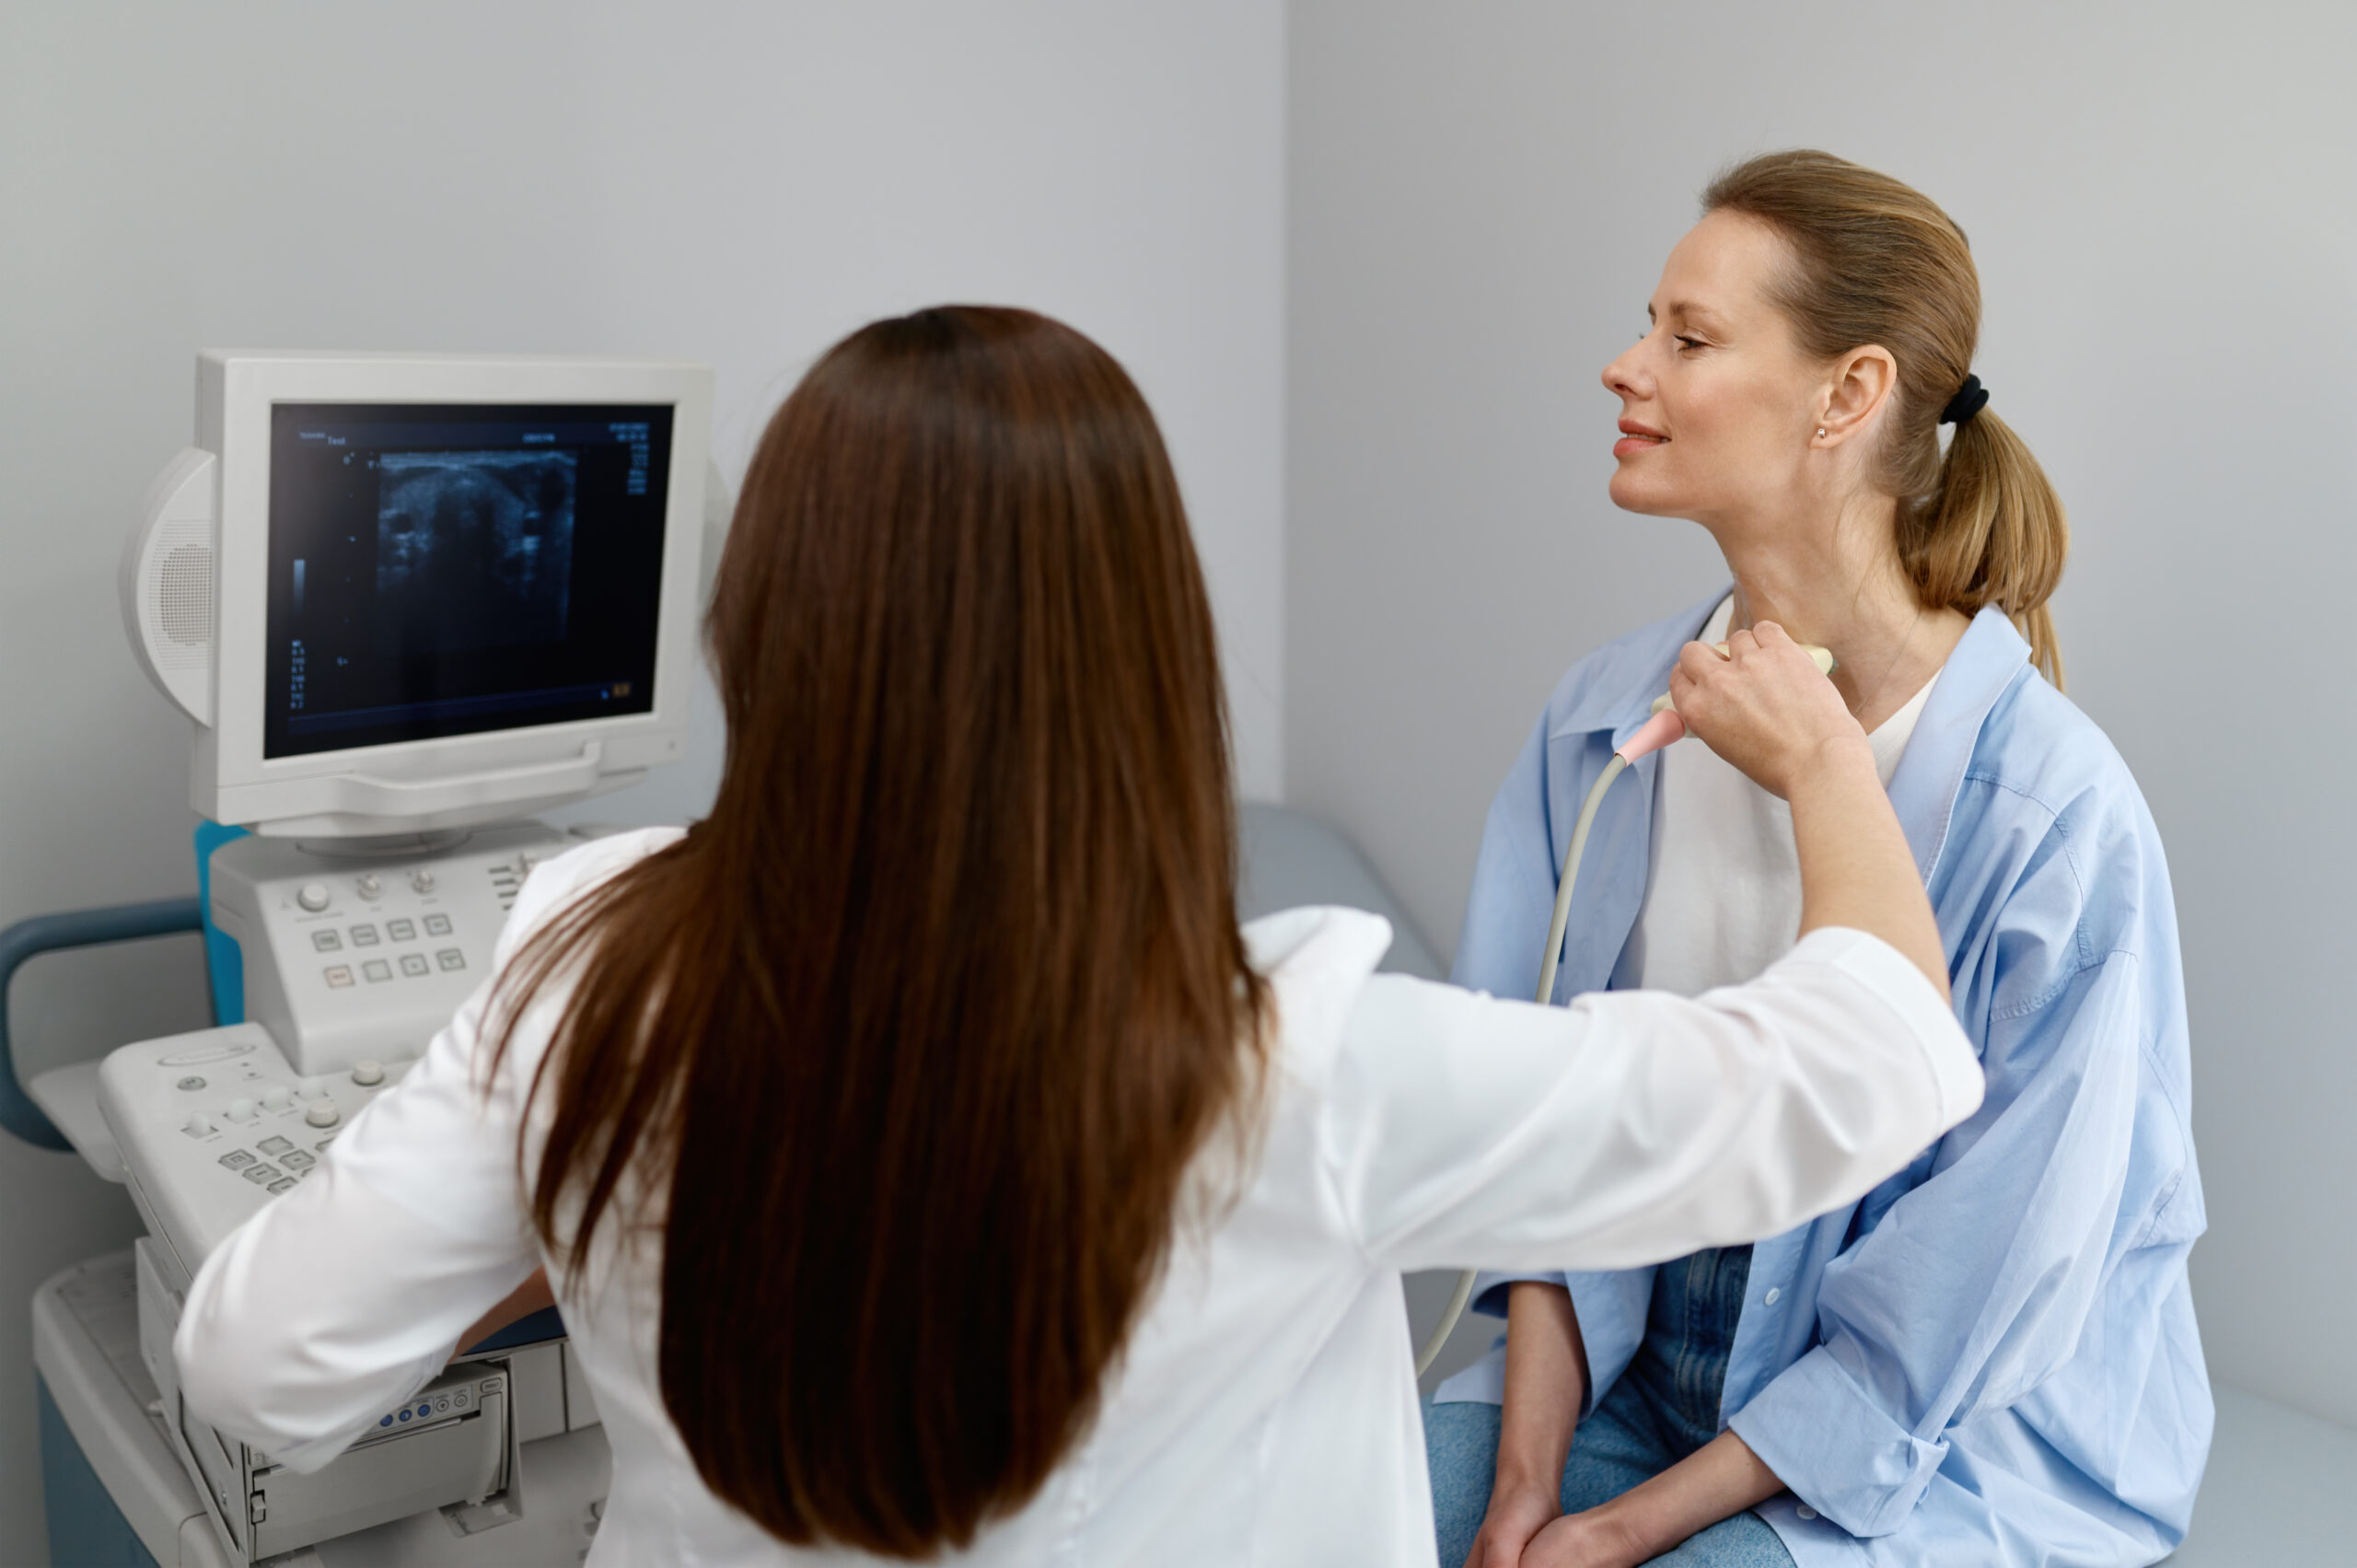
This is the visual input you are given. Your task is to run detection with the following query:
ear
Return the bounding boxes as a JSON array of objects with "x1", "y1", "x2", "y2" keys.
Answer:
[{"x1": 1814, "y1": 345, "x2": 1898, "y2": 447}]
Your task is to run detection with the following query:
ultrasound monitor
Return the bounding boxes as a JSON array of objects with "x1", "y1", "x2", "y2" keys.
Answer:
[{"x1": 122, "y1": 352, "x2": 715, "y2": 838}]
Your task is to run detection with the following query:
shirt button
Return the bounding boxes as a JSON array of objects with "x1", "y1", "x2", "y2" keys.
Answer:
[
  {"x1": 1763, "y1": 1287, "x2": 1782, "y2": 1306},
  {"x1": 1796, "y1": 1505, "x2": 1817, "y2": 1522}
]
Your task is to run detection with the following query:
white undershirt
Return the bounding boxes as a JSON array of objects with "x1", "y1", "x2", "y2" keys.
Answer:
[{"x1": 1624, "y1": 596, "x2": 1937, "y2": 999}]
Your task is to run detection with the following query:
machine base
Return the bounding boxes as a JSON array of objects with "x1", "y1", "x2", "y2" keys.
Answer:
[{"x1": 36, "y1": 1251, "x2": 611, "y2": 1567}]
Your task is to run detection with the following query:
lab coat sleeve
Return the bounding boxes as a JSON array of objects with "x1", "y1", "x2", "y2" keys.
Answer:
[
  {"x1": 1322, "y1": 927, "x2": 1984, "y2": 1277},
  {"x1": 1726, "y1": 944, "x2": 2178, "y2": 1538},
  {"x1": 174, "y1": 965, "x2": 541, "y2": 1471}
]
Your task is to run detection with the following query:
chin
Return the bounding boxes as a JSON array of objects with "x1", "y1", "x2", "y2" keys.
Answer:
[{"x1": 1607, "y1": 470, "x2": 1685, "y2": 517}]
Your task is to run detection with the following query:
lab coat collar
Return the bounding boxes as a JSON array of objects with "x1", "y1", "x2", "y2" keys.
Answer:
[{"x1": 1544, "y1": 587, "x2": 2035, "y2": 883}]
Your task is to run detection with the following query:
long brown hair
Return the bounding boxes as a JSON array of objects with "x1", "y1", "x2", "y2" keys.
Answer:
[
  {"x1": 1705, "y1": 150, "x2": 2070, "y2": 685},
  {"x1": 490, "y1": 307, "x2": 1268, "y2": 1554}
]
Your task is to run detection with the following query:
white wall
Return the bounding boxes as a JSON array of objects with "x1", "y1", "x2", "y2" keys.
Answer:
[
  {"x1": 1288, "y1": 1, "x2": 2357, "y2": 1430},
  {"x1": 0, "y1": 4, "x2": 1282, "y2": 1557}
]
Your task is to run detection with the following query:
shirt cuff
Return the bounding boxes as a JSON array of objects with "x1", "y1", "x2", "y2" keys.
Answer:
[
  {"x1": 1727, "y1": 1343, "x2": 1948, "y2": 1538},
  {"x1": 1468, "y1": 1269, "x2": 1553, "y2": 1319},
  {"x1": 1784, "y1": 927, "x2": 1983, "y2": 1129}
]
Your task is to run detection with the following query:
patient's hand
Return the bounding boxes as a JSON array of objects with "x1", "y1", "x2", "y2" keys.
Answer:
[
  {"x1": 1462, "y1": 1482, "x2": 1560, "y2": 1568},
  {"x1": 1668, "y1": 621, "x2": 1864, "y2": 801},
  {"x1": 1522, "y1": 1506, "x2": 1646, "y2": 1568}
]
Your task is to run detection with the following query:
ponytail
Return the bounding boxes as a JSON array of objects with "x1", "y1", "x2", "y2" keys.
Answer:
[
  {"x1": 1903, "y1": 411, "x2": 2070, "y2": 686},
  {"x1": 1705, "y1": 150, "x2": 2070, "y2": 686}
]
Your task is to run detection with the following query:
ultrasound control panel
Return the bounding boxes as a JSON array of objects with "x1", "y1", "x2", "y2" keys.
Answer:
[
  {"x1": 205, "y1": 822, "x2": 572, "y2": 1078},
  {"x1": 99, "y1": 1022, "x2": 409, "y2": 1286}
]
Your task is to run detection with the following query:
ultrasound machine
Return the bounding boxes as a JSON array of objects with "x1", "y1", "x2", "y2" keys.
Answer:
[{"x1": 30, "y1": 350, "x2": 719, "y2": 1565}]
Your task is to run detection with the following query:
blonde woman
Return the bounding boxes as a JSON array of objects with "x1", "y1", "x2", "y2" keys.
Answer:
[{"x1": 1428, "y1": 153, "x2": 2207, "y2": 1568}]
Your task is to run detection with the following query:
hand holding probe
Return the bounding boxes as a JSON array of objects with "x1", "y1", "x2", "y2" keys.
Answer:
[{"x1": 1411, "y1": 636, "x2": 1836, "y2": 1379}]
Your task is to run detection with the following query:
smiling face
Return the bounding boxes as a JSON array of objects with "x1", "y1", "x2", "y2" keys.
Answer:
[{"x1": 1601, "y1": 210, "x2": 1831, "y2": 531}]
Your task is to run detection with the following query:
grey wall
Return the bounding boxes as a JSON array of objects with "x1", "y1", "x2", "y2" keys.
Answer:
[
  {"x1": 1288, "y1": 2, "x2": 2357, "y2": 1429},
  {"x1": 0, "y1": 5, "x2": 1282, "y2": 1558}
]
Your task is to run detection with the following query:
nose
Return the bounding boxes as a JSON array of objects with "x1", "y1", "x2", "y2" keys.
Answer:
[{"x1": 1602, "y1": 339, "x2": 1647, "y2": 402}]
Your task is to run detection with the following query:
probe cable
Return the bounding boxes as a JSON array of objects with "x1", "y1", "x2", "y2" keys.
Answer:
[{"x1": 1411, "y1": 747, "x2": 1636, "y2": 1377}]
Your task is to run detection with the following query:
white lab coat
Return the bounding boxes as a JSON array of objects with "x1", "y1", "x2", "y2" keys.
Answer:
[{"x1": 178, "y1": 828, "x2": 1981, "y2": 1566}]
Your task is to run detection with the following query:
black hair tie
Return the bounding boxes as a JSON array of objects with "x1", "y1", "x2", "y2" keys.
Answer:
[{"x1": 1941, "y1": 373, "x2": 1990, "y2": 427}]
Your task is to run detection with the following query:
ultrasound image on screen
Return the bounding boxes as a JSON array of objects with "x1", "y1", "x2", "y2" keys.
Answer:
[
  {"x1": 266, "y1": 401, "x2": 671, "y2": 760},
  {"x1": 375, "y1": 450, "x2": 578, "y2": 655}
]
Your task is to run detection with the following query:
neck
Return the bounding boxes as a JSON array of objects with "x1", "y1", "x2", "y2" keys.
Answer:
[{"x1": 1709, "y1": 492, "x2": 1968, "y2": 731}]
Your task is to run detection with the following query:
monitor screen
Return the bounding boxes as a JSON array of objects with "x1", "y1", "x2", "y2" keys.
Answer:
[{"x1": 263, "y1": 402, "x2": 673, "y2": 759}]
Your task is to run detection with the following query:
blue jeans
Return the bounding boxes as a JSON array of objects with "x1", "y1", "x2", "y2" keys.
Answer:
[{"x1": 1424, "y1": 1247, "x2": 1794, "y2": 1568}]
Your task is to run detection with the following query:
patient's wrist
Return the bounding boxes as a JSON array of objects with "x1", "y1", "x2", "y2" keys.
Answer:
[{"x1": 1491, "y1": 1452, "x2": 1562, "y2": 1500}]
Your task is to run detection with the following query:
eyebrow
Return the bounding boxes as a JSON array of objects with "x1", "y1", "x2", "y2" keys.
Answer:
[{"x1": 1651, "y1": 299, "x2": 1724, "y2": 329}]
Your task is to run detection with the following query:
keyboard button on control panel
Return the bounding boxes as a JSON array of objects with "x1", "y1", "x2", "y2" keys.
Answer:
[
  {"x1": 363, "y1": 959, "x2": 392, "y2": 982},
  {"x1": 400, "y1": 954, "x2": 430, "y2": 977},
  {"x1": 243, "y1": 1164, "x2": 282, "y2": 1184},
  {"x1": 436, "y1": 949, "x2": 466, "y2": 971},
  {"x1": 386, "y1": 919, "x2": 417, "y2": 941},
  {"x1": 424, "y1": 914, "x2": 454, "y2": 936},
  {"x1": 259, "y1": 1135, "x2": 294, "y2": 1156},
  {"x1": 218, "y1": 1150, "x2": 256, "y2": 1171},
  {"x1": 350, "y1": 924, "x2": 379, "y2": 947},
  {"x1": 311, "y1": 930, "x2": 343, "y2": 952},
  {"x1": 324, "y1": 965, "x2": 354, "y2": 988}
]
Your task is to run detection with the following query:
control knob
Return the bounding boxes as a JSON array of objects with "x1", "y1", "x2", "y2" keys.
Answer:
[
  {"x1": 296, "y1": 883, "x2": 331, "y2": 912},
  {"x1": 410, "y1": 870, "x2": 436, "y2": 894},
  {"x1": 183, "y1": 1113, "x2": 215, "y2": 1137},
  {"x1": 351, "y1": 1059, "x2": 385, "y2": 1086},
  {"x1": 226, "y1": 1098, "x2": 257, "y2": 1123},
  {"x1": 305, "y1": 1099, "x2": 341, "y2": 1129},
  {"x1": 356, "y1": 874, "x2": 383, "y2": 900},
  {"x1": 261, "y1": 1086, "x2": 293, "y2": 1112}
]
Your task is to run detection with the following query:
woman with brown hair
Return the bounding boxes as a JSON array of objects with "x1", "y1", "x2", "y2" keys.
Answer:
[
  {"x1": 1430, "y1": 153, "x2": 2206, "y2": 1567},
  {"x1": 173, "y1": 305, "x2": 1978, "y2": 1565}
]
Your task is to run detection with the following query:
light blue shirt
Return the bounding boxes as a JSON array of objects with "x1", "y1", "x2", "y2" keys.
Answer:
[{"x1": 1436, "y1": 589, "x2": 2211, "y2": 1566}]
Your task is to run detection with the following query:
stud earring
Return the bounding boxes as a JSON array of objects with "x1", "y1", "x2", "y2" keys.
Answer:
[{"x1": 1816, "y1": 427, "x2": 1827, "y2": 439}]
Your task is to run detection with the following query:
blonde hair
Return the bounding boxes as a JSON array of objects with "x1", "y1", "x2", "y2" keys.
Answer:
[{"x1": 1705, "y1": 150, "x2": 2068, "y2": 685}]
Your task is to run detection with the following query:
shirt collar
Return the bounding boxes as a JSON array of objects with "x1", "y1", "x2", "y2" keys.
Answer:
[
  {"x1": 1546, "y1": 586, "x2": 1727, "y2": 750},
  {"x1": 1886, "y1": 605, "x2": 2036, "y2": 879},
  {"x1": 1544, "y1": 587, "x2": 2035, "y2": 880}
]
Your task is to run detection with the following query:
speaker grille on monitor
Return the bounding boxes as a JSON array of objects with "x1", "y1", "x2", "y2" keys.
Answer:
[
  {"x1": 159, "y1": 543, "x2": 212, "y2": 644},
  {"x1": 149, "y1": 521, "x2": 212, "y2": 668}
]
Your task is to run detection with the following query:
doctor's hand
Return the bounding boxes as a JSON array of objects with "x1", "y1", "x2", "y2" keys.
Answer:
[{"x1": 1667, "y1": 622, "x2": 1864, "y2": 802}]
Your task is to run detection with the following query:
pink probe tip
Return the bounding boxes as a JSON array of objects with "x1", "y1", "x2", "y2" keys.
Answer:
[{"x1": 1615, "y1": 708, "x2": 1687, "y2": 763}]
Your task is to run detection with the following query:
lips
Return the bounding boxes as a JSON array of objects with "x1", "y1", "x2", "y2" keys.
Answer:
[{"x1": 1614, "y1": 419, "x2": 1667, "y2": 459}]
